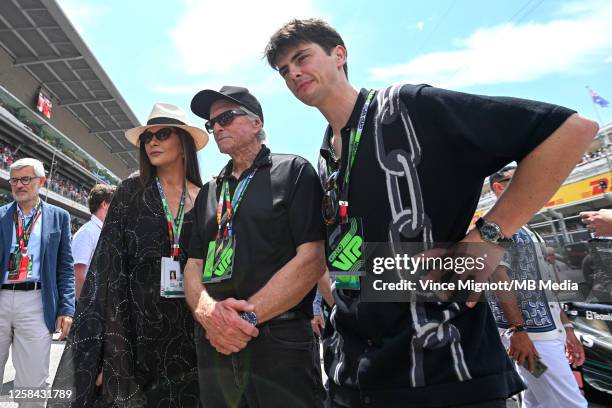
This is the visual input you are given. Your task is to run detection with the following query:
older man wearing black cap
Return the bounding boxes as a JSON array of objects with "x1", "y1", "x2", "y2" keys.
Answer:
[{"x1": 184, "y1": 86, "x2": 326, "y2": 407}]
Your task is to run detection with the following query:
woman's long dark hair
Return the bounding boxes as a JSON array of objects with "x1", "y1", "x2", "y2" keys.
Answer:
[{"x1": 138, "y1": 127, "x2": 203, "y2": 188}]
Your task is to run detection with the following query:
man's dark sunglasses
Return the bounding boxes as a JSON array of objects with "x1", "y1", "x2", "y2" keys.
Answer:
[
  {"x1": 322, "y1": 170, "x2": 340, "y2": 225},
  {"x1": 139, "y1": 127, "x2": 174, "y2": 145},
  {"x1": 205, "y1": 110, "x2": 248, "y2": 133},
  {"x1": 9, "y1": 176, "x2": 40, "y2": 186}
]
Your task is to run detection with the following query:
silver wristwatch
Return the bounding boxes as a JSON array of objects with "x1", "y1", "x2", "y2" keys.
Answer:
[{"x1": 475, "y1": 217, "x2": 512, "y2": 244}]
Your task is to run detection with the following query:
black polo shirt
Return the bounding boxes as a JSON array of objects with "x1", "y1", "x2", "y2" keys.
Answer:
[
  {"x1": 189, "y1": 145, "x2": 325, "y2": 318},
  {"x1": 319, "y1": 86, "x2": 576, "y2": 406}
]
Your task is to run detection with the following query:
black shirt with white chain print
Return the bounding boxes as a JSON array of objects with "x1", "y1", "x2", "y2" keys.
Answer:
[{"x1": 318, "y1": 86, "x2": 575, "y2": 407}]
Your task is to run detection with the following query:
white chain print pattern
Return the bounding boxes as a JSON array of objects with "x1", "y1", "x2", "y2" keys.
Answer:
[{"x1": 374, "y1": 85, "x2": 472, "y2": 387}]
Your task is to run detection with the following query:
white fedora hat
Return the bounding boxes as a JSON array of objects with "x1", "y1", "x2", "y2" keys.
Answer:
[{"x1": 125, "y1": 102, "x2": 209, "y2": 150}]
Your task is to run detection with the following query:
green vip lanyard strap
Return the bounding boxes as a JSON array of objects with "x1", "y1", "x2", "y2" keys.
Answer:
[
  {"x1": 328, "y1": 90, "x2": 374, "y2": 290},
  {"x1": 342, "y1": 89, "x2": 376, "y2": 200},
  {"x1": 156, "y1": 177, "x2": 186, "y2": 258}
]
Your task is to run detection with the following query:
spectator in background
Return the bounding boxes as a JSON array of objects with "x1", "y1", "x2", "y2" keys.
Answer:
[
  {"x1": 0, "y1": 141, "x2": 16, "y2": 170},
  {"x1": 487, "y1": 166, "x2": 586, "y2": 408},
  {"x1": 46, "y1": 173, "x2": 90, "y2": 206},
  {"x1": 580, "y1": 209, "x2": 612, "y2": 302},
  {"x1": 580, "y1": 208, "x2": 612, "y2": 237},
  {"x1": 72, "y1": 184, "x2": 116, "y2": 299},
  {"x1": 544, "y1": 246, "x2": 573, "y2": 284},
  {"x1": 2, "y1": 141, "x2": 91, "y2": 207},
  {"x1": 311, "y1": 271, "x2": 334, "y2": 337}
]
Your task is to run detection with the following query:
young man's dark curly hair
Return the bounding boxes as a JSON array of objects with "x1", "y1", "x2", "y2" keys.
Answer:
[{"x1": 265, "y1": 18, "x2": 348, "y2": 78}]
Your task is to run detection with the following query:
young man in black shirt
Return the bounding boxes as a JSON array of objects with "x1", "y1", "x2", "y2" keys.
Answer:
[
  {"x1": 264, "y1": 19, "x2": 599, "y2": 407},
  {"x1": 184, "y1": 86, "x2": 326, "y2": 407}
]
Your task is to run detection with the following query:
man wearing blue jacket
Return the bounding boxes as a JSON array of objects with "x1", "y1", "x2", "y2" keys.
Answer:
[{"x1": 0, "y1": 158, "x2": 75, "y2": 400}]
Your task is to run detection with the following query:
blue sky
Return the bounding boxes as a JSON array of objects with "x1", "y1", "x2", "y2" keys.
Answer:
[{"x1": 56, "y1": 0, "x2": 612, "y2": 178}]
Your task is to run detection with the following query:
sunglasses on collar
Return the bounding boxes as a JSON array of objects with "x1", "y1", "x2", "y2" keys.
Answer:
[
  {"x1": 205, "y1": 109, "x2": 248, "y2": 133},
  {"x1": 139, "y1": 127, "x2": 174, "y2": 145},
  {"x1": 495, "y1": 177, "x2": 512, "y2": 184},
  {"x1": 321, "y1": 169, "x2": 340, "y2": 225}
]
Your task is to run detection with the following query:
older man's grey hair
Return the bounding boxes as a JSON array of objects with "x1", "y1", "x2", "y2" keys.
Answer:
[
  {"x1": 242, "y1": 107, "x2": 267, "y2": 142},
  {"x1": 10, "y1": 158, "x2": 46, "y2": 178}
]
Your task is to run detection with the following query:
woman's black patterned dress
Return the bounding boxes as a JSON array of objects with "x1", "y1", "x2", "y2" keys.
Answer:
[{"x1": 50, "y1": 177, "x2": 199, "y2": 407}]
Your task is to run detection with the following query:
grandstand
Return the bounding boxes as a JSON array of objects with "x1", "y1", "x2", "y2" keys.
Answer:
[
  {"x1": 475, "y1": 122, "x2": 612, "y2": 255},
  {"x1": 0, "y1": 0, "x2": 140, "y2": 231}
]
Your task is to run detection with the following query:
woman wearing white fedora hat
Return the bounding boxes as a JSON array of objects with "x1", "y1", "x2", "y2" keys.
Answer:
[{"x1": 51, "y1": 103, "x2": 208, "y2": 407}]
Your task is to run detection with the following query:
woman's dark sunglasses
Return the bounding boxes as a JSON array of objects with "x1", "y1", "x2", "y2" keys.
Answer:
[
  {"x1": 139, "y1": 127, "x2": 173, "y2": 145},
  {"x1": 205, "y1": 110, "x2": 248, "y2": 133},
  {"x1": 322, "y1": 170, "x2": 340, "y2": 225}
]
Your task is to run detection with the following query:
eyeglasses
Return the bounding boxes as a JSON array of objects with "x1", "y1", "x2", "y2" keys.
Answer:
[
  {"x1": 321, "y1": 170, "x2": 340, "y2": 225},
  {"x1": 9, "y1": 176, "x2": 40, "y2": 186},
  {"x1": 139, "y1": 127, "x2": 173, "y2": 145},
  {"x1": 205, "y1": 110, "x2": 248, "y2": 133}
]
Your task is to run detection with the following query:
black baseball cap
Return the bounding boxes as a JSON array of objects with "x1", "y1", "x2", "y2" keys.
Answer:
[{"x1": 191, "y1": 86, "x2": 264, "y2": 123}]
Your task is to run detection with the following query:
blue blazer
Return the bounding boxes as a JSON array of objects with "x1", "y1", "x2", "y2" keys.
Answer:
[{"x1": 0, "y1": 200, "x2": 75, "y2": 332}]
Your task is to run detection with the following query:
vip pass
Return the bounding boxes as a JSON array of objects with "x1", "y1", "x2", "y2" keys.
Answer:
[
  {"x1": 328, "y1": 218, "x2": 363, "y2": 272},
  {"x1": 203, "y1": 238, "x2": 235, "y2": 281},
  {"x1": 326, "y1": 217, "x2": 364, "y2": 291},
  {"x1": 203, "y1": 169, "x2": 257, "y2": 283},
  {"x1": 213, "y1": 246, "x2": 233, "y2": 277}
]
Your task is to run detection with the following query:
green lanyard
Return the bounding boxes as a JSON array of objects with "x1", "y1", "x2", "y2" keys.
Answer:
[
  {"x1": 156, "y1": 177, "x2": 186, "y2": 258},
  {"x1": 216, "y1": 169, "x2": 257, "y2": 238},
  {"x1": 333, "y1": 89, "x2": 375, "y2": 222}
]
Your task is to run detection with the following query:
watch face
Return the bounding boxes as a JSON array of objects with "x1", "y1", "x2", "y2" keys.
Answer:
[
  {"x1": 241, "y1": 311, "x2": 257, "y2": 326},
  {"x1": 481, "y1": 224, "x2": 500, "y2": 242}
]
